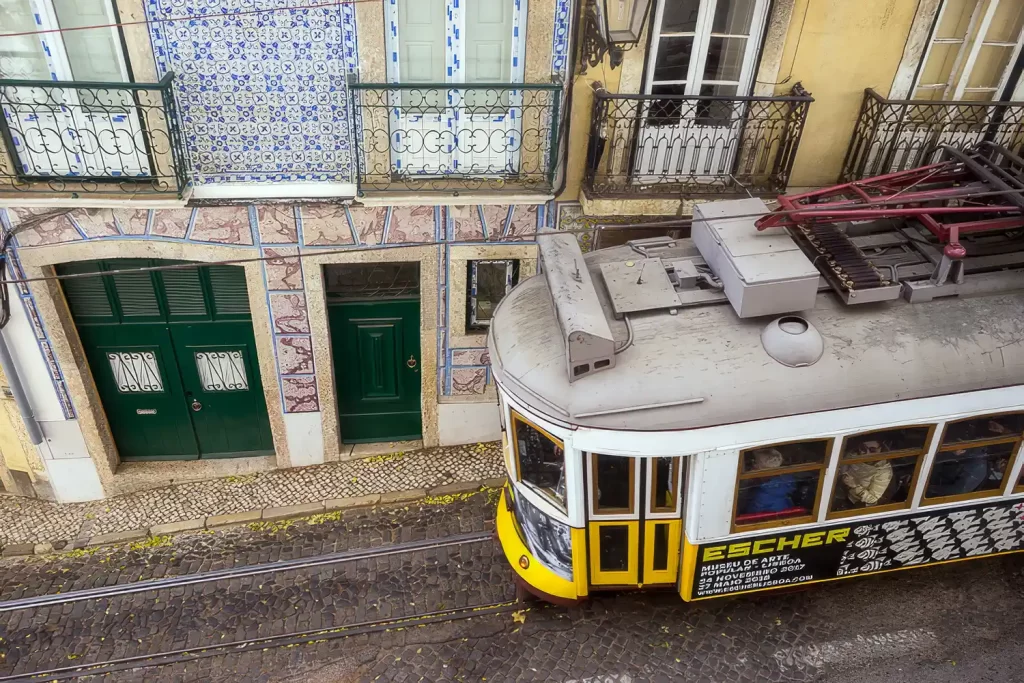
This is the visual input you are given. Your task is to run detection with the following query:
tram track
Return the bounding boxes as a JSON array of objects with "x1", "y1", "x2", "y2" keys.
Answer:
[
  {"x1": 0, "y1": 530, "x2": 493, "y2": 613},
  {"x1": 0, "y1": 599, "x2": 528, "y2": 682}
]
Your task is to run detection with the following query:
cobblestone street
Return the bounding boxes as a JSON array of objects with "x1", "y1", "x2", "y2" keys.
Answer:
[
  {"x1": 0, "y1": 492, "x2": 1020, "y2": 682},
  {"x1": 0, "y1": 442, "x2": 502, "y2": 547}
]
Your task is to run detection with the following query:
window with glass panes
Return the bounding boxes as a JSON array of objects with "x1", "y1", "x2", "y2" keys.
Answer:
[
  {"x1": 923, "y1": 412, "x2": 1024, "y2": 503},
  {"x1": 828, "y1": 425, "x2": 935, "y2": 518},
  {"x1": 733, "y1": 438, "x2": 831, "y2": 530},
  {"x1": 467, "y1": 260, "x2": 519, "y2": 330},
  {"x1": 911, "y1": 0, "x2": 1024, "y2": 101},
  {"x1": 511, "y1": 411, "x2": 567, "y2": 510},
  {"x1": 644, "y1": 0, "x2": 771, "y2": 101}
]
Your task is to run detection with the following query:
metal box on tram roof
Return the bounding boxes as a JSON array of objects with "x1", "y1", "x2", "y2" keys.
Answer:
[{"x1": 692, "y1": 198, "x2": 819, "y2": 318}]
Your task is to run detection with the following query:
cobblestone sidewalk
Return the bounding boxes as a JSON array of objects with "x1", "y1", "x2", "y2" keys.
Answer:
[{"x1": 0, "y1": 442, "x2": 503, "y2": 549}]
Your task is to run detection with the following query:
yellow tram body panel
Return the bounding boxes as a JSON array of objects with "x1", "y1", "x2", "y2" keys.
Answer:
[{"x1": 496, "y1": 487, "x2": 582, "y2": 603}]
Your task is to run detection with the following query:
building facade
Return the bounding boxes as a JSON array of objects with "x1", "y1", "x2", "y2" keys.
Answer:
[{"x1": 0, "y1": 0, "x2": 1021, "y2": 502}]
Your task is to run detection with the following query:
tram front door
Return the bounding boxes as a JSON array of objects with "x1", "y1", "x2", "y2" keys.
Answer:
[{"x1": 586, "y1": 454, "x2": 684, "y2": 588}]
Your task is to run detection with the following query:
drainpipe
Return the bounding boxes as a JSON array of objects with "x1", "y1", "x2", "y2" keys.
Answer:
[{"x1": 0, "y1": 329, "x2": 43, "y2": 446}]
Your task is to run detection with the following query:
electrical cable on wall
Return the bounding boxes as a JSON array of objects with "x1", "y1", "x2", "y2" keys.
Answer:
[{"x1": 0, "y1": 180, "x2": 1023, "y2": 290}]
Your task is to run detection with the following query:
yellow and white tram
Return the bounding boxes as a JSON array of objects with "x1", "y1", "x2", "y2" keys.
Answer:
[{"x1": 487, "y1": 198, "x2": 1024, "y2": 604}]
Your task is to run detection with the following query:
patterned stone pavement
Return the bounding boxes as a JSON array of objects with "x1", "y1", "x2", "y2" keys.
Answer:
[
  {"x1": 0, "y1": 490, "x2": 1021, "y2": 682},
  {"x1": 67, "y1": 555, "x2": 1024, "y2": 683},
  {"x1": 0, "y1": 442, "x2": 502, "y2": 547}
]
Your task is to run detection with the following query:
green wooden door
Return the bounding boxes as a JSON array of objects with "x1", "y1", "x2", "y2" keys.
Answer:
[
  {"x1": 171, "y1": 323, "x2": 274, "y2": 458},
  {"x1": 59, "y1": 260, "x2": 273, "y2": 461},
  {"x1": 329, "y1": 299, "x2": 422, "y2": 443},
  {"x1": 77, "y1": 325, "x2": 198, "y2": 460}
]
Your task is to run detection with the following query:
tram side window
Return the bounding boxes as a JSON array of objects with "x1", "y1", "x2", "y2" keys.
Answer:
[
  {"x1": 830, "y1": 425, "x2": 933, "y2": 515},
  {"x1": 511, "y1": 412, "x2": 566, "y2": 509},
  {"x1": 734, "y1": 439, "x2": 831, "y2": 529},
  {"x1": 924, "y1": 413, "x2": 1024, "y2": 503}
]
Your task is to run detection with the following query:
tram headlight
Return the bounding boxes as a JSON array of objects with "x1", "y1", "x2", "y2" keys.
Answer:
[{"x1": 518, "y1": 555, "x2": 530, "y2": 570}]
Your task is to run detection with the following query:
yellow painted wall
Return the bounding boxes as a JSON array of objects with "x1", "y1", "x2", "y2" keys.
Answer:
[
  {"x1": 558, "y1": 54, "x2": 623, "y2": 202},
  {"x1": 776, "y1": 0, "x2": 922, "y2": 187}
]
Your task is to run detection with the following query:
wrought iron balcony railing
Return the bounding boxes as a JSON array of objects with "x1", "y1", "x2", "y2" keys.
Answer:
[
  {"x1": 840, "y1": 88, "x2": 1024, "y2": 181},
  {"x1": 0, "y1": 72, "x2": 189, "y2": 197},
  {"x1": 584, "y1": 85, "x2": 813, "y2": 198},
  {"x1": 348, "y1": 82, "x2": 562, "y2": 194}
]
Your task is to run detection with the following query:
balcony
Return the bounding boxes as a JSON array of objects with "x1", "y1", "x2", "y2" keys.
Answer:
[
  {"x1": 583, "y1": 85, "x2": 812, "y2": 199},
  {"x1": 348, "y1": 82, "x2": 562, "y2": 195},
  {"x1": 841, "y1": 88, "x2": 1024, "y2": 181},
  {"x1": 0, "y1": 73, "x2": 189, "y2": 199}
]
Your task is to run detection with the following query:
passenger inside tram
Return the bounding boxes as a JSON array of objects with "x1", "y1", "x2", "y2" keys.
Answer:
[
  {"x1": 831, "y1": 431, "x2": 920, "y2": 512},
  {"x1": 734, "y1": 442, "x2": 825, "y2": 523},
  {"x1": 926, "y1": 417, "x2": 1020, "y2": 499}
]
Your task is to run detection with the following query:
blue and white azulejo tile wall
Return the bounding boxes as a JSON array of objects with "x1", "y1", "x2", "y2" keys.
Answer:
[{"x1": 144, "y1": 0, "x2": 359, "y2": 185}]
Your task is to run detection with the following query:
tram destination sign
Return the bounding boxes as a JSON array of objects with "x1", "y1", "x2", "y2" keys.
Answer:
[{"x1": 691, "y1": 498, "x2": 1024, "y2": 599}]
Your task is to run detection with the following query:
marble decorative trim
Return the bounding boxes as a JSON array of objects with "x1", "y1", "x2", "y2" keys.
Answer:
[
  {"x1": 451, "y1": 348, "x2": 490, "y2": 367},
  {"x1": 0, "y1": 210, "x2": 76, "y2": 419},
  {"x1": 450, "y1": 366, "x2": 488, "y2": 395}
]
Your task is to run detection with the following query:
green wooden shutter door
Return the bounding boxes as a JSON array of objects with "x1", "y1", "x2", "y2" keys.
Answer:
[
  {"x1": 58, "y1": 263, "x2": 115, "y2": 323},
  {"x1": 160, "y1": 268, "x2": 209, "y2": 320},
  {"x1": 108, "y1": 259, "x2": 162, "y2": 322},
  {"x1": 206, "y1": 266, "x2": 250, "y2": 318}
]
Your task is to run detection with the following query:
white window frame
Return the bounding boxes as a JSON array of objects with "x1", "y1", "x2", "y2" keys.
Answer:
[
  {"x1": 911, "y1": 0, "x2": 1024, "y2": 101},
  {"x1": 643, "y1": 0, "x2": 771, "y2": 98}
]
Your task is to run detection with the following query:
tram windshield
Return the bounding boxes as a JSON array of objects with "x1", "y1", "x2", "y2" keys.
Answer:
[{"x1": 511, "y1": 412, "x2": 566, "y2": 509}]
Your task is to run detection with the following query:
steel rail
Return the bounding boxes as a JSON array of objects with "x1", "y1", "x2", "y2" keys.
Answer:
[
  {"x1": 0, "y1": 531, "x2": 493, "y2": 613},
  {"x1": 0, "y1": 599, "x2": 527, "y2": 682}
]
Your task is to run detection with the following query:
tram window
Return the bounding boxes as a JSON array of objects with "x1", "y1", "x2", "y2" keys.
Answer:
[
  {"x1": 924, "y1": 412, "x2": 1024, "y2": 504},
  {"x1": 733, "y1": 440, "x2": 830, "y2": 530},
  {"x1": 511, "y1": 412, "x2": 566, "y2": 508},
  {"x1": 830, "y1": 425, "x2": 934, "y2": 516},
  {"x1": 592, "y1": 454, "x2": 635, "y2": 514},
  {"x1": 652, "y1": 523, "x2": 670, "y2": 572},
  {"x1": 598, "y1": 525, "x2": 630, "y2": 572},
  {"x1": 651, "y1": 457, "x2": 681, "y2": 512}
]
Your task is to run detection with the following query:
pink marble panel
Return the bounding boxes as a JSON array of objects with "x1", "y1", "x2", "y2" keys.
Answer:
[
  {"x1": 276, "y1": 336, "x2": 314, "y2": 374},
  {"x1": 10, "y1": 209, "x2": 81, "y2": 246},
  {"x1": 68, "y1": 209, "x2": 119, "y2": 238},
  {"x1": 150, "y1": 209, "x2": 193, "y2": 238},
  {"x1": 450, "y1": 206, "x2": 484, "y2": 242},
  {"x1": 264, "y1": 247, "x2": 303, "y2": 290},
  {"x1": 255, "y1": 204, "x2": 299, "y2": 244},
  {"x1": 451, "y1": 367, "x2": 488, "y2": 395},
  {"x1": 347, "y1": 206, "x2": 386, "y2": 245},
  {"x1": 190, "y1": 206, "x2": 254, "y2": 245},
  {"x1": 301, "y1": 204, "x2": 354, "y2": 246},
  {"x1": 451, "y1": 349, "x2": 490, "y2": 366},
  {"x1": 480, "y1": 205, "x2": 511, "y2": 240},
  {"x1": 113, "y1": 209, "x2": 150, "y2": 235},
  {"x1": 281, "y1": 376, "x2": 319, "y2": 413},
  {"x1": 387, "y1": 206, "x2": 435, "y2": 244},
  {"x1": 269, "y1": 293, "x2": 310, "y2": 333},
  {"x1": 506, "y1": 205, "x2": 539, "y2": 241}
]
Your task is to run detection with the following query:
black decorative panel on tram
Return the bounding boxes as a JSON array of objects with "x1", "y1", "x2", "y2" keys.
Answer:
[
  {"x1": 514, "y1": 493, "x2": 574, "y2": 581},
  {"x1": 691, "y1": 498, "x2": 1024, "y2": 599}
]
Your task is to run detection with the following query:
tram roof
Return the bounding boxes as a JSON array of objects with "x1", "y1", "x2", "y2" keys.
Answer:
[{"x1": 487, "y1": 241, "x2": 1024, "y2": 432}]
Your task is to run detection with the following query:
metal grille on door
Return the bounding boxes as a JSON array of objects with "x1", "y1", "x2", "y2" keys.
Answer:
[
  {"x1": 195, "y1": 351, "x2": 249, "y2": 391},
  {"x1": 107, "y1": 351, "x2": 164, "y2": 393}
]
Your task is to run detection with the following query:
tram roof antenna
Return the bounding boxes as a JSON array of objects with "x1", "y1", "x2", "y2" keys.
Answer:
[{"x1": 636, "y1": 260, "x2": 647, "y2": 285}]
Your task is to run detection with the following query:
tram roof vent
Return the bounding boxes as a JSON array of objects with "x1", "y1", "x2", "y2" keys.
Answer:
[
  {"x1": 538, "y1": 232, "x2": 616, "y2": 383},
  {"x1": 761, "y1": 316, "x2": 824, "y2": 367}
]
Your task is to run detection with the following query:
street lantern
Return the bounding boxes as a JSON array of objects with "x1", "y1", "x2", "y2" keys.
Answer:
[{"x1": 580, "y1": 0, "x2": 653, "y2": 73}]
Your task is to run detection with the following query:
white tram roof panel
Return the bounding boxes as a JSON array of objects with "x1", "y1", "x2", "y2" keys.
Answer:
[{"x1": 488, "y1": 239, "x2": 1024, "y2": 432}]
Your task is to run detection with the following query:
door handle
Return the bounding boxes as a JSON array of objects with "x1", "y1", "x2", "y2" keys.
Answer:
[
  {"x1": 406, "y1": 355, "x2": 418, "y2": 369},
  {"x1": 190, "y1": 399, "x2": 203, "y2": 412}
]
